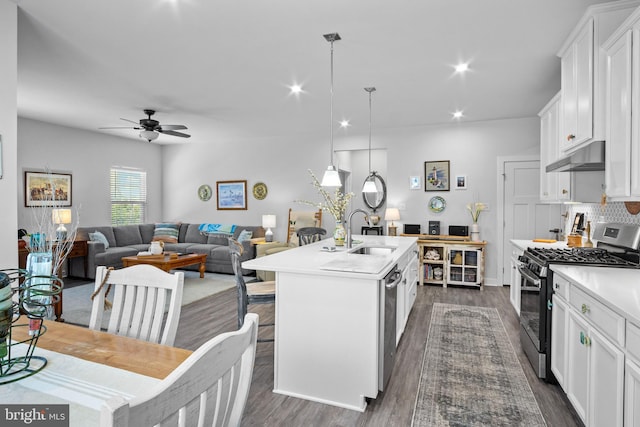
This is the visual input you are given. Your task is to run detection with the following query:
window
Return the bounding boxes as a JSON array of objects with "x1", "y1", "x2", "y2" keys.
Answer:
[{"x1": 110, "y1": 167, "x2": 147, "y2": 225}]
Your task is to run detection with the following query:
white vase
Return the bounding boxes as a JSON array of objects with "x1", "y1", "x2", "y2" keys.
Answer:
[
  {"x1": 334, "y1": 222, "x2": 346, "y2": 246},
  {"x1": 150, "y1": 241, "x2": 164, "y2": 255},
  {"x1": 470, "y1": 223, "x2": 480, "y2": 241}
]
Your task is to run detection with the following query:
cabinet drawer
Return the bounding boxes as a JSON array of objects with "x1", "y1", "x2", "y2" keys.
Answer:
[
  {"x1": 569, "y1": 285, "x2": 625, "y2": 347},
  {"x1": 627, "y1": 322, "x2": 640, "y2": 362},
  {"x1": 552, "y1": 274, "x2": 570, "y2": 300}
]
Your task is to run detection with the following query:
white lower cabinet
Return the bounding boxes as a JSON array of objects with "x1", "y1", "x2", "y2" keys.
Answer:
[
  {"x1": 551, "y1": 295, "x2": 568, "y2": 389},
  {"x1": 626, "y1": 358, "x2": 640, "y2": 427},
  {"x1": 552, "y1": 273, "x2": 625, "y2": 427},
  {"x1": 509, "y1": 244, "x2": 523, "y2": 316}
]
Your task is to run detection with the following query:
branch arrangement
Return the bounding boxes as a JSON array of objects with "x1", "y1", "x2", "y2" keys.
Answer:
[{"x1": 296, "y1": 169, "x2": 354, "y2": 222}]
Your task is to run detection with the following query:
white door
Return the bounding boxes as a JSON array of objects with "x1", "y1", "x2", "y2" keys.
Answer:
[
  {"x1": 551, "y1": 296, "x2": 569, "y2": 390},
  {"x1": 501, "y1": 159, "x2": 561, "y2": 284},
  {"x1": 589, "y1": 327, "x2": 624, "y2": 427}
]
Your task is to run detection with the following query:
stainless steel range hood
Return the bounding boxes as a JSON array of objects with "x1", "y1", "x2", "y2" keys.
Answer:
[{"x1": 546, "y1": 140, "x2": 605, "y2": 172}]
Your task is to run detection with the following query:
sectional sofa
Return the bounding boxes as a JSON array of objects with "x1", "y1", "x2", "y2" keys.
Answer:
[{"x1": 69, "y1": 223, "x2": 264, "y2": 279}]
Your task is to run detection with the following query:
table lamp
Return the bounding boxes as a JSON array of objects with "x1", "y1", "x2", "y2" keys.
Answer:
[
  {"x1": 385, "y1": 208, "x2": 400, "y2": 236},
  {"x1": 52, "y1": 208, "x2": 72, "y2": 241},
  {"x1": 262, "y1": 214, "x2": 276, "y2": 242}
]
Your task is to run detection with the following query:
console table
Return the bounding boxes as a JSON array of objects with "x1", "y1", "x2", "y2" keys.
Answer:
[
  {"x1": 402, "y1": 234, "x2": 486, "y2": 289},
  {"x1": 18, "y1": 239, "x2": 89, "y2": 322}
]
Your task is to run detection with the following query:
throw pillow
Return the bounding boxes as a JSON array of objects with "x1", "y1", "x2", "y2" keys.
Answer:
[
  {"x1": 89, "y1": 231, "x2": 110, "y2": 249},
  {"x1": 237, "y1": 229, "x2": 253, "y2": 243},
  {"x1": 152, "y1": 223, "x2": 180, "y2": 243}
]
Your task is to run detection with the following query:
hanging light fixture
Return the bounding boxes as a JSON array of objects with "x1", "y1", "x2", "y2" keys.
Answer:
[
  {"x1": 362, "y1": 87, "x2": 378, "y2": 193},
  {"x1": 320, "y1": 33, "x2": 342, "y2": 187}
]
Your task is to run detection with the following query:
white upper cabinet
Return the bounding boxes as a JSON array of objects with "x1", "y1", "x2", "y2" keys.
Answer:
[
  {"x1": 539, "y1": 92, "x2": 571, "y2": 202},
  {"x1": 558, "y1": 1, "x2": 640, "y2": 155},
  {"x1": 603, "y1": 4, "x2": 640, "y2": 200}
]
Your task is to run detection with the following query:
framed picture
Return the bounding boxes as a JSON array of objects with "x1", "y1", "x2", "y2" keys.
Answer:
[
  {"x1": 409, "y1": 176, "x2": 421, "y2": 190},
  {"x1": 216, "y1": 180, "x2": 247, "y2": 210},
  {"x1": 455, "y1": 175, "x2": 467, "y2": 190},
  {"x1": 424, "y1": 161, "x2": 450, "y2": 191},
  {"x1": 24, "y1": 171, "x2": 72, "y2": 207}
]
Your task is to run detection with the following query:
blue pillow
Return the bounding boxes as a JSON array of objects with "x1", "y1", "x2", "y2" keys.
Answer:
[
  {"x1": 89, "y1": 231, "x2": 110, "y2": 249},
  {"x1": 237, "y1": 229, "x2": 253, "y2": 243}
]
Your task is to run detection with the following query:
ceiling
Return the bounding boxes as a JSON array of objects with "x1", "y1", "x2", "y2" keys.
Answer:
[{"x1": 14, "y1": 0, "x2": 613, "y2": 145}]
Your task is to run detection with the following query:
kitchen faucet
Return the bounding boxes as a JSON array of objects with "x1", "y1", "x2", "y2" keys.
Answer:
[{"x1": 346, "y1": 209, "x2": 373, "y2": 248}]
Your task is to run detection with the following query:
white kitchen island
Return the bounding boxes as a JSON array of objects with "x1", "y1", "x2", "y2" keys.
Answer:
[{"x1": 242, "y1": 235, "x2": 418, "y2": 411}]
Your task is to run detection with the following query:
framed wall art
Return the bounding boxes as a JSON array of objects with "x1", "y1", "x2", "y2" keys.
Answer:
[
  {"x1": 24, "y1": 171, "x2": 72, "y2": 207},
  {"x1": 216, "y1": 180, "x2": 247, "y2": 210},
  {"x1": 424, "y1": 161, "x2": 450, "y2": 191},
  {"x1": 455, "y1": 175, "x2": 467, "y2": 190},
  {"x1": 409, "y1": 176, "x2": 421, "y2": 190}
]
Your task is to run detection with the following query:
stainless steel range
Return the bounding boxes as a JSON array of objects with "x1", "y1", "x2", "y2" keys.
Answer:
[{"x1": 518, "y1": 222, "x2": 640, "y2": 382}]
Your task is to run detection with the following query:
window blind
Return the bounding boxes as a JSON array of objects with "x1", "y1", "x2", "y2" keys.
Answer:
[{"x1": 110, "y1": 168, "x2": 147, "y2": 225}]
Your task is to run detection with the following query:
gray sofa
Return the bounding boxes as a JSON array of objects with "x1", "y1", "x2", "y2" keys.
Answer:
[{"x1": 69, "y1": 223, "x2": 265, "y2": 279}]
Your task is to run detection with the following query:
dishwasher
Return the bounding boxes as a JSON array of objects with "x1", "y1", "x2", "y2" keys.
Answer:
[{"x1": 379, "y1": 265, "x2": 402, "y2": 391}]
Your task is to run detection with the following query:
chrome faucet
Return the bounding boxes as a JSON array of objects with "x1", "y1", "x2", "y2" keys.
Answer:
[{"x1": 346, "y1": 209, "x2": 373, "y2": 248}]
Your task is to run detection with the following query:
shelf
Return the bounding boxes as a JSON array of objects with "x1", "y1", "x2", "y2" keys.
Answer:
[{"x1": 417, "y1": 241, "x2": 485, "y2": 288}]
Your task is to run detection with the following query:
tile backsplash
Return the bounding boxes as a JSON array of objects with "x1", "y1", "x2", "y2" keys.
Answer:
[{"x1": 566, "y1": 202, "x2": 640, "y2": 237}]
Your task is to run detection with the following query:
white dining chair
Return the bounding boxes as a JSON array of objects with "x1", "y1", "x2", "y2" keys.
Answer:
[
  {"x1": 89, "y1": 264, "x2": 184, "y2": 346},
  {"x1": 100, "y1": 313, "x2": 259, "y2": 427}
]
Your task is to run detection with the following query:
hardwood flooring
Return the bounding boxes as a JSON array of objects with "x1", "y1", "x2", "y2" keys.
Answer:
[{"x1": 174, "y1": 284, "x2": 582, "y2": 427}]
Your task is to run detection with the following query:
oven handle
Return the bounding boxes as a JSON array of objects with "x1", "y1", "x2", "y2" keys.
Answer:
[{"x1": 517, "y1": 265, "x2": 541, "y2": 289}]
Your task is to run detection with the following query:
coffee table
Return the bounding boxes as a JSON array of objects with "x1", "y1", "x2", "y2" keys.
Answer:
[{"x1": 121, "y1": 253, "x2": 207, "y2": 278}]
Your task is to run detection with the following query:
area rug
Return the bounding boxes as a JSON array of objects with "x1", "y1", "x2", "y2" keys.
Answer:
[
  {"x1": 60, "y1": 270, "x2": 236, "y2": 327},
  {"x1": 412, "y1": 303, "x2": 546, "y2": 427}
]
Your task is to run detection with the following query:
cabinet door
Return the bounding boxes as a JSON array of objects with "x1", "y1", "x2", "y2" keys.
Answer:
[
  {"x1": 540, "y1": 98, "x2": 560, "y2": 201},
  {"x1": 606, "y1": 29, "x2": 633, "y2": 199},
  {"x1": 567, "y1": 309, "x2": 590, "y2": 424},
  {"x1": 633, "y1": 24, "x2": 640, "y2": 197},
  {"x1": 562, "y1": 18, "x2": 594, "y2": 152},
  {"x1": 589, "y1": 327, "x2": 624, "y2": 427},
  {"x1": 625, "y1": 358, "x2": 640, "y2": 427},
  {"x1": 551, "y1": 296, "x2": 569, "y2": 390}
]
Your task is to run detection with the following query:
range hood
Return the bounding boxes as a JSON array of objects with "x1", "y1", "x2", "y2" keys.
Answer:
[{"x1": 546, "y1": 140, "x2": 605, "y2": 172}]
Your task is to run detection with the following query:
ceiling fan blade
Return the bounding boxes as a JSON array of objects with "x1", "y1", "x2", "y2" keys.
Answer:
[
  {"x1": 158, "y1": 130, "x2": 191, "y2": 138},
  {"x1": 99, "y1": 126, "x2": 140, "y2": 130},
  {"x1": 120, "y1": 118, "x2": 140, "y2": 125},
  {"x1": 157, "y1": 124, "x2": 187, "y2": 131}
]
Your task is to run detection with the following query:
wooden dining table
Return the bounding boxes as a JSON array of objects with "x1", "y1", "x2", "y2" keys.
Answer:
[{"x1": 2, "y1": 321, "x2": 193, "y2": 426}]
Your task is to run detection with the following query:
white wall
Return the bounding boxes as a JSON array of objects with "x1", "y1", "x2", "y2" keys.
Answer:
[
  {"x1": 0, "y1": 2, "x2": 18, "y2": 270},
  {"x1": 17, "y1": 118, "x2": 163, "y2": 231}
]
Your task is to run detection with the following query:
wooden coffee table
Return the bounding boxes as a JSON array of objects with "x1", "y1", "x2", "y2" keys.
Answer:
[{"x1": 121, "y1": 253, "x2": 208, "y2": 278}]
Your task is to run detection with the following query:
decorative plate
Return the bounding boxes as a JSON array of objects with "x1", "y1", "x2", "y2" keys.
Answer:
[
  {"x1": 198, "y1": 184, "x2": 212, "y2": 201},
  {"x1": 428, "y1": 196, "x2": 446, "y2": 213},
  {"x1": 252, "y1": 182, "x2": 268, "y2": 200}
]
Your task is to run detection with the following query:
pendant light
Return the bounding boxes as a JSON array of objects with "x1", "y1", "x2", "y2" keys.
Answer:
[
  {"x1": 320, "y1": 33, "x2": 342, "y2": 187},
  {"x1": 362, "y1": 87, "x2": 378, "y2": 193}
]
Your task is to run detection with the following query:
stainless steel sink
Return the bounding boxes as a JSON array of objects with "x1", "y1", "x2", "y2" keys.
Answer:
[{"x1": 349, "y1": 246, "x2": 396, "y2": 255}]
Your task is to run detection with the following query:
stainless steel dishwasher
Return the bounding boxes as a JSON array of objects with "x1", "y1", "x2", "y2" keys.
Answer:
[{"x1": 379, "y1": 265, "x2": 402, "y2": 391}]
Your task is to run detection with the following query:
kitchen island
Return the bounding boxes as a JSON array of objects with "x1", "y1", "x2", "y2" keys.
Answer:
[{"x1": 242, "y1": 235, "x2": 418, "y2": 411}]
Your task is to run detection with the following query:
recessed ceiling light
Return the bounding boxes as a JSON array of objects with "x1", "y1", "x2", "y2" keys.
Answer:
[
  {"x1": 454, "y1": 63, "x2": 469, "y2": 74},
  {"x1": 452, "y1": 110, "x2": 464, "y2": 119},
  {"x1": 289, "y1": 84, "x2": 303, "y2": 95},
  {"x1": 339, "y1": 120, "x2": 350, "y2": 128}
]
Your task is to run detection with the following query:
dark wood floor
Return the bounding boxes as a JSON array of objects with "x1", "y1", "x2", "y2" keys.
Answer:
[{"x1": 174, "y1": 283, "x2": 582, "y2": 427}]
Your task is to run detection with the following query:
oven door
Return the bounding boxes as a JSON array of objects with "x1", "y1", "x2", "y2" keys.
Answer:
[{"x1": 518, "y1": 264, "x2": 547, "y2": 353}]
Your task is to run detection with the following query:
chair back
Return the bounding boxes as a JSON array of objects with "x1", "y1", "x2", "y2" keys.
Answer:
[
  {"x1": 297, "y1": 227, "x2": 327, "y2": 246},
  {"x1": 101, "y1": 313, "x2": 259, "y2": 427},
  {"x1": 89, "y1": 264, "x2": 184, "y2": 346},
  {"x1": 229, "y1": 238, "x2": 249, "y2": 328},
  {"x1": 287, "y1": 208, "x2": 322, "y2": 244}
]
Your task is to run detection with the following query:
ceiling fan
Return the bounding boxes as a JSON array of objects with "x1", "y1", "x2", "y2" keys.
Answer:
[{"x1": 100, "y1": 109, "x2": 191, "y2": 142}]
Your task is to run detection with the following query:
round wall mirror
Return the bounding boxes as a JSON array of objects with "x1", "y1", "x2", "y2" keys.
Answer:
[{"x1": 362, "y1": 172, "x2": 387, "y2": 212}]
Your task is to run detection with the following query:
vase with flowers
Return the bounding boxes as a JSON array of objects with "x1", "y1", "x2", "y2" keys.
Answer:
[
  {"x1": 297, "y1": 170, "x2": 354, "y2": 246},
  {"x1": 466, "y1": 202, "x2": 486, "y2": 241}
]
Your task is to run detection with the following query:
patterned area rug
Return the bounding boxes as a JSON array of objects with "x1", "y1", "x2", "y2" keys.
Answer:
[{"x1": 412, "y1": 303, "x2": 546, "y2": 426}]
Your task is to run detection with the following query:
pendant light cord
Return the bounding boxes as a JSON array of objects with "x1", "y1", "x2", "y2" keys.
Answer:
[
  {"x1": 329, "y1": 39, "x2": 335, "y2": 167},
  {"x1": 368, "y1": 89, "x2": 372, "y2": 173}
]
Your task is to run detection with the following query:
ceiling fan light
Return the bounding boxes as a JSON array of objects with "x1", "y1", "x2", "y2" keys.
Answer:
[
  {"x1": 321, "y1": 165, "x2": 341, "y2": 187},
  {"x1": 140, "y1": 130, "x2": 159, "y2": 141}
]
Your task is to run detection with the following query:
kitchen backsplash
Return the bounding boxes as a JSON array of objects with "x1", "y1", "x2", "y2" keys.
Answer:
[{"x1": 566, "y1": 202, "x2": 640, "y2": 236}]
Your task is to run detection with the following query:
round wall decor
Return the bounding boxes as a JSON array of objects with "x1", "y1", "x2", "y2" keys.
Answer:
[
  {"x1": 428, "y1": 196, "x2": 446, "y2": 213},
  {"x1": 198, "y1": 184, "x2": 212, "y2": 201},
  {"x1": 252, "y1": 182, "x2": 268, "y2": 200}
]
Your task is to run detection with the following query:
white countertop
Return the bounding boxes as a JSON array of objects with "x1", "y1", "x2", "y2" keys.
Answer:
[
  {"x1": 550, "y1": 265, "x2": 640, "y2": 327},
  {"x1": 511, "y1": 239, "x2": 569, "y2": 251},
  {"x1": 243, "y1": 235, "x2": 418, "y2": 280}
]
